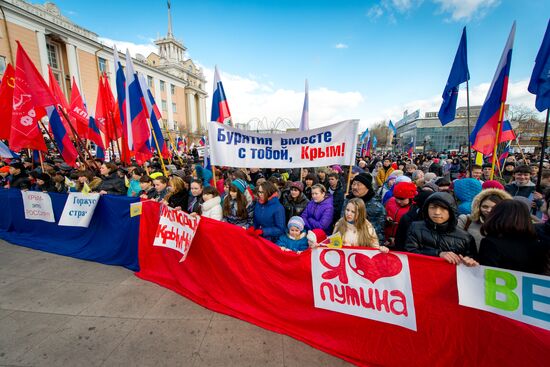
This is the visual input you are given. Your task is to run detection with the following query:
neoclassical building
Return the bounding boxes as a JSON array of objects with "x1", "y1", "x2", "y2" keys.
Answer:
[{"x1": 0, "y1": 0, "x2": 208, "y2": 138}]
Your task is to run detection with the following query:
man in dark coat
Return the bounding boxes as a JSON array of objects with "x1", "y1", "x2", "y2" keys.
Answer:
[
  {"x1": 8, "y1": 162, "x2": 30, "y2": 190},
  {"x1": 405, "y1": 192, "x2": 477, "y2": 265},
  {"x1": 327, "y1": 172, "x2": 344, "y2": 226}
]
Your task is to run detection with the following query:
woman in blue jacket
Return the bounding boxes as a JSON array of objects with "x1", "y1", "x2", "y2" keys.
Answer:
[{"x1": 253, "y1": 181, "x2": 286, "y2": 243}]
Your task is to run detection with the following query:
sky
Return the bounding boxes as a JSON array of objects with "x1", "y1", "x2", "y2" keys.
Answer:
[{"x1": 47, "y1": 0, "x2": 549, "y2": 131}]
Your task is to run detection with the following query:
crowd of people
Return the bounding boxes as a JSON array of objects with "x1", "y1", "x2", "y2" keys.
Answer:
[{"x1": 1, "y1": 150, "x2": 549, "y2": 276}]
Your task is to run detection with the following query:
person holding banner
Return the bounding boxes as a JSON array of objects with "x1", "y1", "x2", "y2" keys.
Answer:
[
  {"x1": 301, "y1": 184, "x2": 333, "y2": 234},
  {"x1": 222, "y1": 179, "x2": 254, "y2": 228},
  {"x1": 405, "y1": 192, "x2": 478, "y2": 266},
  {"x1": 164, "y1": 176, "x2": 188, "y2": 211},
  {"x1": 199, "y1": 187, "x2": 223, "y2": 221},
  {"x1": 96, "y1": 163, "x2": 125, "y2": 195},
  {"x1": 253, "y1": 181, "x2": 286, "y2": 243},
  {"x1": 479, "y1": 200, "x2": 545, "y2": 274}
]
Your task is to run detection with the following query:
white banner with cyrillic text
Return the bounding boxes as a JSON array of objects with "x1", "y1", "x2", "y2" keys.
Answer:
[
  {"x1": 153, "y1": 205, "x2": 201, "y2": 262},
  {"x1": 58, "y1": 193, "x2": 100, "y2": 227},
  {"x1": 311, "y1": 248, "x2": 417, "y2": 331},
  {"x1": 208, "y1": 119, "x2": 359, "y2": 168},
  {"x1": 21, "y1": 191, "x2": 55, "y2": 222}
]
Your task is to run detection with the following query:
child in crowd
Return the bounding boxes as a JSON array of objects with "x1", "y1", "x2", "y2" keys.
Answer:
[
  {"x1": 222, "y1": 179, "x2": 253, "y2": 228},
  {"x1": 333, "y1": 198, "x2": 388, "y2": 252},
  {"x1": 276, "y1": 216, "x2": 308, "y2": 252},
  {"x1": 200, "y1": 186, "x2": 223, "y2": 220}
]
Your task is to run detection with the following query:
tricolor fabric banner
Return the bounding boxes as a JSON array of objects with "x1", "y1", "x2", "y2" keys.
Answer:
[
  {"x1": 136, "y1": 200, "x2": 550, "y2": 367},
  {"x1": 208, "y1": 120, "x2": 359, "y2": 168}
]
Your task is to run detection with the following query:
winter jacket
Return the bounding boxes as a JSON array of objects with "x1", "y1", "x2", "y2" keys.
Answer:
[
  {"x1": 10, "y1": 172, "x2": 30, "y2": 190},
  {"x1": 140, "y1": 187, "x2": 156, "y2": 200},
  {"x1": 223, "y1": 198, "x2": 254, "y2": 228},
  {"x1": 127, "y1": 179, "x2": 142, "y2": 197},
  {"x1": 280, "y1": 189, "x2": 309, "y2": 222},
  {"x1": 405, "y1": 192, "x2": 477, "y2": 258},
  {"x1": 167, "y1": 189, "x2": 189, "y2": 210},
  {"x1": 152, "y1": 188, "x2": 169, "y2": 201},
  {"x1": 384, "y1": 197, "x2": 411, "y2": 241},
  {"x1": 457, "y1": 188, "x2": 512, "y2": 251},
  {"x1": 535, "y1": 221, "x2": 550, "y2": 276},
  {"x1": 301, "y1": 194, "x2": 334, "y2": 233},
  {"x1": 375, "y1": 166, "x2": 394, "y2": 187},
  {"x1": 342, "y1": 192, "x2": 386, "y2": 242},
  {"x1": 201, "y1": 196, "x2": 223, "y2": 221},
  {"x1": 328, "y1": 180, "x2": 345, "y2": 226},
  {"x1": 479, "y1": 235, "x2": 545, "y2": 274},
  {"x1": 95, "y1": 173, "x2": 126, "y2": 195},
  {"x1": 276, "y1": 233, "x2": 308, "y2": 252},
  {"x1": 505, "y1": 181, "x2": 536, "y2": 198},
  {"x1": 253, "y1": 195, "x2": 286, "y2": 242},
  {"x1": 394, "y1": 204, "x2": 423, "y2": 250},
  {"x1": 453, "y1": 178, "x2": 482, "y2": 215}
]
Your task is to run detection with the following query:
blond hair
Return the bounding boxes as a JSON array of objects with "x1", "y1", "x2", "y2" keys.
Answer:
[{"x1": 334, "y1": 198, "x2": 378, "y2": 247}]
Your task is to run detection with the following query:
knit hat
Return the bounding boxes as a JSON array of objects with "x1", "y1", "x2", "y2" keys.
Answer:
[
  {"x1": 287, "y1": 216, "x2": 305, "y2": 232},
  {"x1": 288, "y1": 181, "x2": 304, "y2": 192},
  {"x1": 0, "y1": 166, "x2": 10, "y2": 173},
  {"x1": 307, "y1": 229, "x2": 327, "y2": 244},
  {"x1": 482, "y1": 180, "x2": 504, "y2": 190},
  {"x1": 395, "y1": 175, "x2": 412, "y2": 183},
  {"x1": 231, "y1": 178, "x2": 247, "y2": 194},
  {"x1": 352, "y1": 172, "x2": 373, "y2": 190},
  {"x1": 331, "y1": 165, "x2": 343, "y2": 173},
  {"x1": 150, "y1": 172, "x2": 164, "y2": 179},
  {"x1": 393, "y1": 182, "x2": 417, "y2": 199}
]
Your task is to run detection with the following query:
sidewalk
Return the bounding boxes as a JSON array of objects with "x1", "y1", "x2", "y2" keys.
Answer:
[{"x1": 0, "y1": 240, "x2": 352, "y2": 367}]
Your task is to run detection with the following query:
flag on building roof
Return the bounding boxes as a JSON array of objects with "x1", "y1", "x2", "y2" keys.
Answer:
[
  {"x1": 10, "y1": 41, "x2": 55, "y2": 152},
  {"x1": 528, "y1": 19, "x2": 550, "y2": 112},
  {"x1": 0, "y1": 63, "x2": 15, "y2": 140},
  {"x1": 69, "y1": 78, "x2": 89, "y2": 137},
  {"x1": 470, "y1": 23, "x2": 516, "y2": 155},
  {"x1": 210, "y1": 66, "x2": 232, "y2": 125},
  {"x1": 299, "y1": 79, "x2": 309, "y2": 131},
  {"x1": 439, "y1": 27, "x2": 470, "y2": 125},
  {"x1": 47, "y1": 106, "x2": 78, "y2": 167}
]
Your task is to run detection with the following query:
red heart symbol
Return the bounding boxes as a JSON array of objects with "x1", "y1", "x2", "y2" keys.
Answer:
[{"x1": 348, "y1": 252, "x2": 403, "y2": 283}]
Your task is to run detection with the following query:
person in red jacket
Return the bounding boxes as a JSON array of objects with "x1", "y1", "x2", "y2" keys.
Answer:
[{"x1": 384, "y1": 181, "x2": 417, "y2": 247}]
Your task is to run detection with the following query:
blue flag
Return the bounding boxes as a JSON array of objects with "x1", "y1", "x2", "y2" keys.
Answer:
[
  {"x1": 528, "y1": 20, "x2": 550, "y2": 112},
  {"x1": 388, "y1": 120, "x2": 397, "y2": 135},
  {"x1": 439, "y1": 27, "x2": 470, "y2": 125}
]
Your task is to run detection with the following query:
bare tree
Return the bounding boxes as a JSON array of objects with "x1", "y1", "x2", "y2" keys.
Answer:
[
  {"x1": 370, "y1": 120, "x2": 392, "y2": 147},
  {"x1": 508, "y1": 104, "x2": 540, "y2": 123}
]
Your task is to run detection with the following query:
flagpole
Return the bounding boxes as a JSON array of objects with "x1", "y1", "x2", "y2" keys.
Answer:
[
  {"x1": 57, "y1": 106, "x2": 98, "y2": 170},
  {"x1": 108, "y1": 111, "x2": 123, "y2": 164},
  {"x1": 490, "y1": 102, "x2": 506, "y2": 180},
  {"x1": 345, "y1": 165, "x2": 352, "y2": 196},
  {"x1": 466, "y1": 80, "x2": 472, "y2": 177},
  {"x1": 167, "y1": 131, "x2": 185, "y2": 167},
  {"x1": 37, "y1": 120, "x2": 72, "y2": 168},
  {"x1": 514, "y1": 136, "x2": 527, "y2": 163},
  {"x1": 38, "y1": 150, "x2": 45, "y2": 173},
  {"x1": 147, "y1": 118, "x2": 169, "y2": 177},
  {"x1": 536, "y1": 110, "x2": 550, "y2": 190}
]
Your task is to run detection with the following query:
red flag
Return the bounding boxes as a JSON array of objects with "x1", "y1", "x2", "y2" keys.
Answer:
[
  {"x1": 10, "y1": 41, "x2": 56, "y2": 152},
  {"x1": 69, "y1": 78, "x2": 89, "y2": 137},
  {"x1": 47, "y1": 65, "x2": 75, "y2": 138},
  {"x1": 0, "y1": 64, "x2": 15, "y2": 140}
]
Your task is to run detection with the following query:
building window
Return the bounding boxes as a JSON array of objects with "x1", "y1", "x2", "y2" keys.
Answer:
[
  {"x1": 160, "y1": 80, "x2": 165, "y2": 92},
  {"x1": 172, "y1": 103, "x2": 177, "y2": 113},
  {"x1": 0, "y1": 56, "x2": 6, "y2": 75},
  {"x1": 147, "y1": 75, "x2": 153, "y2": 88},
  {"x1": 162, "y1": 100, "x2": 167, "y2": 111},
  {"x1": 46, "y1": 42, "x2": 65, "y2": 93},
  {"x1": 171, "y1": 84, "x2": 175, "y2": 95},
  {"x1": 98, "y1": 57, "x2": 107, "y2": 75}
]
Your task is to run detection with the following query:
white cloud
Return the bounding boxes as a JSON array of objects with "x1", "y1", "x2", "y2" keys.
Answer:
[
  {"x1": 367, "y1": 5, "x2": 384, "y2": 19},
  {"x1": 433, "y1": 0, "x2": 500, "y2": 21},
  {"x1": 377, "y1": 78, "x2": 537, "y2": 123},
  {"x1": 201, "y1": 66, "x2": 364, "y2": 129},
  {"x1": 98, "y1": 37, "x2": 157, "y2": 58},
  {"x1": 335, "y1": 43, "x2": 349, "y2": 49}
]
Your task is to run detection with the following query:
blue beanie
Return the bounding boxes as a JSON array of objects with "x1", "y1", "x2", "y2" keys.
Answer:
[
  {"x1": 287, "y1": 216, "x2": 305, "y2": 232},
  {"x1": 231, "y1": 179, "x2": 247, "y2": 194}
]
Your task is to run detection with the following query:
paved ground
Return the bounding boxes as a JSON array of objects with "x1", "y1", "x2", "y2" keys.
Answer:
[{"x1": 0, "y1": 240, "x2": 352, "y2": 367}]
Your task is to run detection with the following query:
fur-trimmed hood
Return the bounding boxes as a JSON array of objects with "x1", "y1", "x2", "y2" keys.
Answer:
[{"x1": 470, "y1": 188, "x2": 512, "y2": 222}]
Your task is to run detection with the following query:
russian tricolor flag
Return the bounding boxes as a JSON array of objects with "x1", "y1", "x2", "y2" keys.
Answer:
[
  {"x1": 211, "y1": 66, "x2": 232, "y2": 125},
  {"x1": 113, "y1": 45, "x2": 128, "y2": 146},
  {"x1": 137, "y1": 73, "x2": 169, "y2": 158},
  {"x1": 47, "y1": 106, "x2": 78, "y2": 167},
  {"x1": 470, "y1": 23, "x2": 516, "y2": 155}
]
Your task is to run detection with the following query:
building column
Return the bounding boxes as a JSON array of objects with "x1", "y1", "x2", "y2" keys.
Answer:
[
  {"x1": 65, "y1": 41, "x2": 81, "y2": 88},
  {"x1": 35, "y1": 29, "x2": 49, "y2": 78},
  {"x1": 166, "y1": 83, "x2": 175, "y2": 130},
  {"x1": 198, "y1": 95, "x2": 207, "y2": 130},
  {"x1": 186, "y1": 90, "x2": 197, "y2": 133}
]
